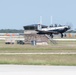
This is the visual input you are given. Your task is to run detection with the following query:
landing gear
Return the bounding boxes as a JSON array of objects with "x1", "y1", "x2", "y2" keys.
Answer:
[
  {"x1": 61, "y1": 33, "x2": 63, "y2": 38},
  {"x1": 64, "y1": 34, "x2": 66, "y2": 37}
]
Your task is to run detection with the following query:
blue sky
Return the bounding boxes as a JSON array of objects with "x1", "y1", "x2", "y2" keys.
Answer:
[{"x1": 0, "y1": 0, "x2": 76, "y2": 29}]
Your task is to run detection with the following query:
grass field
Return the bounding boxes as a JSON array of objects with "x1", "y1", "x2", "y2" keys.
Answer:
[
  {"x1": 0, "y1": 40, "x2": 76, "y2": 52},
  {"x1": 0, "y1": 40, "x2": 76, "y2": 65},
  {"x1": 0, "y1": 54, "x2": 76, "y2": 66}
]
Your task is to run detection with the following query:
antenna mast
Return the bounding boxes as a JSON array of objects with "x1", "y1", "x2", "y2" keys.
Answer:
[
  {"x1": 40, "y1": 16, "x2": 42, "y2": 24},
  {"x1": 50, "y1": 16, "x2": 53, "y2": 25}
]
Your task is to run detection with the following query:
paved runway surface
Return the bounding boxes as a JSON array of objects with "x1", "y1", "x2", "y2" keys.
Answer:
[
  {"x1": 53, "y1": 39, "x2": 76, "y2": 41},
  {"x1": 0, "y1": 52, "x2": 76, "y2": 55},
  {"x1": 0, "y1": 65, "x2": 76, "y2": 75}
]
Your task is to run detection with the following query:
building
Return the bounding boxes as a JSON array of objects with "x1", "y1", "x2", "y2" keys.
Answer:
[{"x1": 23, "y1": 24, "x2": 49, "y2": 45}]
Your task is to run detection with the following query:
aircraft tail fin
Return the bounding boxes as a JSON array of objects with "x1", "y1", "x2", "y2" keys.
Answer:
[
  {"x1": 37, "y1": 16, "x2": 42, "y2": 30},
  {"x1": 37, "y1": 24, "x2": 42, "y2": 30}
]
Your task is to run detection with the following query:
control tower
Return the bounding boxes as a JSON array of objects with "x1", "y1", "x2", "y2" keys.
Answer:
[{"x1": 23, "y1": 24, "x2": 49, "y2": 44}]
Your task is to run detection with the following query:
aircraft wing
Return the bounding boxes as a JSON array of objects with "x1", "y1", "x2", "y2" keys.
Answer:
[{"x1": 37, "y1": 30, "x2": 59, "y2": 34}]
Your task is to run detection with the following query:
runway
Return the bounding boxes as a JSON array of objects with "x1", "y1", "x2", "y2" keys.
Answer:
[
  {"x1": 0, "y1": 52, "x2": 76, "y2": 55},
  {"x1": 0, "y1": 65, "x2": 76, "y2": 75},
  {"x1": 53, "y1": 39, "x2": 76, "y2": 41}
]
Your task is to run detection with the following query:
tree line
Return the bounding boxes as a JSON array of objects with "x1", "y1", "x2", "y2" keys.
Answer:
[
  {"x1": 0, "y1": 29, "x2": 24, "y2": 33},
  {"x1": 66, "y1": 30, "x2": 76, "y2": 33},
  {"x1": 0, "y1": 29, "x2": 76, "y2": 33}
]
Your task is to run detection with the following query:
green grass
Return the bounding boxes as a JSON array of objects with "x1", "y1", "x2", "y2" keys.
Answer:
[
  {"x1": 0, "y1": 40, "x2": 76, "y2": 53},
  {"x1": 0, "y1": 40, "x2": 76, "y2": 65},
  {"x1": 0, "y1": 54, "x2": 76, "y2": 65}
]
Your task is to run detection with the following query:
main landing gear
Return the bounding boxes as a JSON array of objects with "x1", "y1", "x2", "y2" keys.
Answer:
[
  {"x1": 50, "y1": 33, "x2": 66, "y2": 38},
  {"x1": 61, "y1": 33, "x2": 63, "y2": 38}
]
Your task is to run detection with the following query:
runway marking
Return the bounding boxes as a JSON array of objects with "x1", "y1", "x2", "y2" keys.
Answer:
[{"x1": 0, "y1": 52, "x2": 76, "y2": 55}]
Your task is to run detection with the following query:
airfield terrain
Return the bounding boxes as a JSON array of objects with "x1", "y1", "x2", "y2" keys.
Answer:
[
  {"x1": 0, "y1": 65, "x2": 76, "y2": 75},
  {"x1": 0, "y1": 35, "x2": 76, "y2": 65}
]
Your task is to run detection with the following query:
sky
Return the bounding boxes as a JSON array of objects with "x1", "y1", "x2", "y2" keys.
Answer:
[{"x1": 0, "y1": 0, "x2": 76, "y2": 29}]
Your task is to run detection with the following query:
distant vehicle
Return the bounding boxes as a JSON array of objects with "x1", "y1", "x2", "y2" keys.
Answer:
[
  {"x1": 36, "y1": 24, "x2": 70, "y2": 38},
  {"x1": 17, "y1": 40, "x2": 25, "y2": 44},
  {"x1": 5, "y1": 39, "x2": 15, "y2": 44}
]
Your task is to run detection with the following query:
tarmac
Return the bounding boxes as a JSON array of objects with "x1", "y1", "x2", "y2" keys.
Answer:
[
  {"x1": 53, "y1": 39, "x2": 76, "y2": 41},
  {"x1": 0, "y1": 65, "x2": 76, "y2": 75},
  {"x1": 0, "y1": 52, "x2": 76, "y2": 55}
]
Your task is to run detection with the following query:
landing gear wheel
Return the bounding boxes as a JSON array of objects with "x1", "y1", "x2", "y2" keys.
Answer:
[{"x1": 61, "y1": 33, "x2": 63, "y2": 38}]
